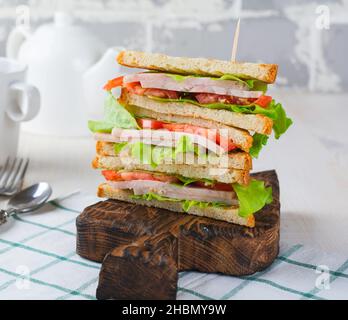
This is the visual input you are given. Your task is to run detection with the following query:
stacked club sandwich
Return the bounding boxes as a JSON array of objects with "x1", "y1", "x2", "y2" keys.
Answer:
[{"x1": 89, "y1": 51, "x2": 292, "y2": 227}]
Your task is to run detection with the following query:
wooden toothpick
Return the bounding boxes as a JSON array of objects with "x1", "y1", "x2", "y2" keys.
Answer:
[{"x1": 231, "y1": 18, "x2": 240, "y2": 62}]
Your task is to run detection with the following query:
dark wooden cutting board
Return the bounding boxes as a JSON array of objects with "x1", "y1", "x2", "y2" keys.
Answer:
[{"x1": 76, "y1": 170, "x2": 280, "y2": 300}]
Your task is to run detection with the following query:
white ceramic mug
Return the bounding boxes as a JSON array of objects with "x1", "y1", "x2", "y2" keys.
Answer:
[{"x1": 0, "y1": 57, "x2": 40, "y2": 165}]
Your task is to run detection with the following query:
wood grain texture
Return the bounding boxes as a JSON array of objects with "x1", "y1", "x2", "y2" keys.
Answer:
[
  {"x1": 96, "y1": 233, "x2": 178, "y2": 300},
  {"x1": 76, "y1": 170, "x2": 280, "y2": 300},
  {"x1": 76, "y1": 201, "x2": 191, "y2": 262}
]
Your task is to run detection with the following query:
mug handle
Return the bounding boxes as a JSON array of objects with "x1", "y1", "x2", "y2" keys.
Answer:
[
  {"x1": 6, "y1": 27, "x2": 30, "y2": 59},
  {"x1": 7, "y1": 81, "x2": 40, "y2": 122}
]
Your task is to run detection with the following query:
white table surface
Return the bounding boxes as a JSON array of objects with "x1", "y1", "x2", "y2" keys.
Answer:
[{"x1": 1, "y1": 91, "x2": 347, "y2": 255}]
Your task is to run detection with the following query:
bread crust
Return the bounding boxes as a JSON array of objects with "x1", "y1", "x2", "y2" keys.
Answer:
[
  {"x1": 117, "y1": 50, "x2": 278, "y2": 84},
  {"x1": 120, "y1": 90, "x2": 273, "y2": 135},
  {"x1": 93, "y1": 155, "x2": 250, "y2": 185},
  {"x1": 98, "y1": 183, "x2": 255, "y2": 227}
]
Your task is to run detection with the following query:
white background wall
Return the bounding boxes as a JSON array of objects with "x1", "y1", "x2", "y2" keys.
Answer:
[{"x1": 0, "y1": 0, "x2": 347, "y2": 92}]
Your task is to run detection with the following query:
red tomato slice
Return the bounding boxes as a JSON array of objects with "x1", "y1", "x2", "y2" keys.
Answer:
[
  {"x1": 101, "y1": 170, "x2": 122, "y2": 181},
  {"x1": 103, "y1": 76, "x2": 124, "y2": 91},
  {"x1": 195, "y1": 93, "x2": 227, "y2": 104},
  {"x1": 193, "y1": 181, "x2": 233, "y2": 191},
  {"x1": 137, "y1": 118, "x2": 164, "y2": 130},
  {"x1": 216, "y1": 134, "x2": 238, "y2": 152},
  {"x1": 143, "y1": 87, "x2": 179, "y2": 99},
  {"x1": 213, "y1": 182, "x2": 234, "y2": 191},
  {"x1": 163, "y1": 123, "x2": 237, "y2": 152},
  {"x1": 152, "y1": 174, "x2": 180, "y2": 184},
  {"x1": 162, "y1": 123, "x2": 192, "y2": 132},
  {"x1": 254, "y1": 95, "x2": 272, "y2": 108},
  {"x1": 119, "y1": 171, "x2": 158, "y2": 181},
  {"x1": 195, "y1": 93, "x2": 257, "y2": 105},
  {"x1": 125, "y1": 81, "x2": 145, "y2": 94},
  {"x1": 162, "y1": 123, "x2": 218, "y2": 141},
  {"x1": 127, "y1": 83, "x2": 179, "y2": 99}
]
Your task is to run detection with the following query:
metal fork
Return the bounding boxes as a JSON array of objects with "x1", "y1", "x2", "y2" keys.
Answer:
[{"x1": 0, "y1": 158, "x2": 29, "y2": 196}]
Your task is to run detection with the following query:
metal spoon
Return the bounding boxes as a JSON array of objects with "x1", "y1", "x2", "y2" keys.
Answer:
[{"x1": 0, "y1": 182, "x2": 52, "y2": 225}]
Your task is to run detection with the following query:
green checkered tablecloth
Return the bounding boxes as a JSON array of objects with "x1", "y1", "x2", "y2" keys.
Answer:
[{"x1": 0, "y1": 192, "x2": 347, "y2": 300}]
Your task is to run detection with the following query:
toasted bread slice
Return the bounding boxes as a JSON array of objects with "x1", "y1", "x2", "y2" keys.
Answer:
[
  {"x1": 120, "y1": 90, "x2": 273, "y2": 135},
  {"x1": 127, "y1": 105, "x2": 253, "y2": 152},
  {"x1": 93, "y1": 155, "x2": 250, "y2": 185},
  {"x1": 96, "y1": 141, "x2": 252, "y2": 170},
  {"x1": 98, "y1": 183, "x2": 255, "y2": 227},
  {"x1": 117, "y1": 50, "x2": 278, "y2": 84}
]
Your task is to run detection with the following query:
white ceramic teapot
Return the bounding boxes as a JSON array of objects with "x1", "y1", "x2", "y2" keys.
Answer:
[{"x1": 6, "y1": 12, "x2": 123, "y2": 136}]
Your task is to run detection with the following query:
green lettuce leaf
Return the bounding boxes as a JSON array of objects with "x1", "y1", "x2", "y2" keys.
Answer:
[
  {"x1": 218, "y1": 74, "x2": 268, "y2": 92},
  {"x1": 176, "y1": 176, "x2": 214, "y2": 187},
  {"x1": 182, "y1": 200, "x2": 225, "y2": 211},
  {"x1": 269, "y1": 101, "x2": 293, "y2": 139},
  {"x1": 129, "y1": 141, "x2": 156, "y2": 167},
  {"x1": 165, "y1": 73, "x2": 190, "y2": 83},
  {"x1": 230, "y1": 100, "x2": 293, "y2": 139},
  {"x1": 232, "y1": 179, "x2": 273, "y2": 217},
  {"x1": 87, "y1": 121, "x2": 114, "y2": 133},
  {"x1": 150, "y1": 96, "x2": 292, "y2": 139},
  {"x1": 182, "y1": 200, "x2": 201, "y2": 212},
  {"x1": 131, "y1": 192, "x2": 227, "y2": 213},
  {"x1": 174, "y1": 135, "x2": 198, "y2": 155},
  {"x1": 151, "y1": 146, "x2": 176, "y2": 165},
  {"x1": 131, "y1": 192, "x2": 181, "y2": 202},
  {"x1": 176, "y1": 176, "x2": 201, "y2": 186},
  {"x1": 125, "y1": 136, "x2": 200, "y2": 168},
  {"x1": 249, "y1": 133, "x2": 269, "y2": 158},
  {"x1": 114, "y1": 142, "x2": 128, "y2": 155},
  {"x1": 251, "y1": 81, "x2": 268, "y2": 93},
  {"x1": 88, "y1": 93, "x2": 139, "y2": 133}
]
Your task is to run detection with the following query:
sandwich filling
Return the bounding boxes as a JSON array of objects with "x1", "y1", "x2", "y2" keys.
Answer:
[
  {"x1": 103, "y1": 72, "x2": 292, "y2": 140},
  {"x1": 97, "y1": 126, "x2": 233, "y2": 154},
  {"x1": 101, "y1": 170, "x2": 272, "y2": 218},
  {"x1": 105, "y1": 73, "x2": 270, "y2": 107},
  {"x1": 89, "y1": 93, "x2": 267, "y2": 158},
  {"x1": 123, "y1": 73, "x2": 264, "y2": 99}
]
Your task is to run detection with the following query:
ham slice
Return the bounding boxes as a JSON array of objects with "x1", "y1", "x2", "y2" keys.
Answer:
[
  {"x1": 94, "y1": 129, "x2": 226, "y2": 155},
  {"x1": 107, "y1": 180, "x2": 238, "y2": 205},
  {"x1": 123, "y1": 73, "x2": 262, "y2": 98}
]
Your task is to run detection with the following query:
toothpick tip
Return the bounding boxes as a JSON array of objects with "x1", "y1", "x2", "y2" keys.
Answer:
[{"x1": 230, "y1": 18, "x2": 241, "y2": 62}]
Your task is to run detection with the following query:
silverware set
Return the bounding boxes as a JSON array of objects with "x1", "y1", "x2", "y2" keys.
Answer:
[{"x1": 0, "y1": 158, "x2": 52, "y2": 225}]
